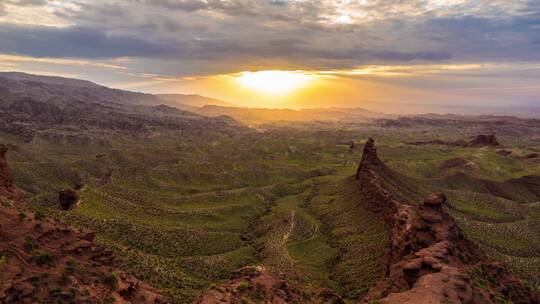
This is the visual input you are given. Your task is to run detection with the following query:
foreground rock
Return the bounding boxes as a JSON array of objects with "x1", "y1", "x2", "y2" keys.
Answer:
[
  {"x1": 196, "y1": 266, "x2": 343, "y2": 304},
  {"x1": 0, "y1": 146, "x2": 169, "y2": 303},
  {"x1": 356, "y1": 138, "x2": 539, "y2": 304},
  {"x1": 59, "y1": 188, "x2": 81, "y2": 210}
]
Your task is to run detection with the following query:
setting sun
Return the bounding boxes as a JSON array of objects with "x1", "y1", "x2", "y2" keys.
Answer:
[{"x1": 236, "y1": 71, "x2": 312, "y2": 95}]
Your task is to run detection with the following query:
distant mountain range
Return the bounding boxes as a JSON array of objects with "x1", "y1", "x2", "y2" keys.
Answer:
[
  {"x1": 0, "y1": 72, "x2": 247, "y2": 143},
  {"x1": 0, "y1": 72, "x2": 389, "y2": 126},
  {"x1": 192, "y1": 105, "x2": 391, "y2": 125}
]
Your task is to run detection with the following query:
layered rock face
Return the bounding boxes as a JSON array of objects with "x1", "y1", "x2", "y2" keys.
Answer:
[
  {"x1": 356, "y1": 139, "x2": 539, "y2": 304},
  {"x1": 355, "y1": 138, "x2": 398, "y2": 222},
  {"x1": 0, "y1": 147, "x2": 169, "y2": 303}
]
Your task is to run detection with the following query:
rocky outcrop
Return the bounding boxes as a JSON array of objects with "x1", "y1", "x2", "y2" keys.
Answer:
[
  {"x1": 465, "y1": 134, "x2": 500, "y2": 147},
  {"x1": 439, "y1": 157, "x2": 477, "y2": 172},
  {"x1": 59, "y1": 188, "x2": 81, "y2": 210},
  {"x1": 356, "y1": 139, "x2": 539, "y2": 304},
  {"x1": 497, "y1": 149, "x2": 512, "y2": 156},
  {"x1": 0, "y1": 148, "x2": 170, "y2": 303},
  {"x1": 519, "y1": 152, "x2": 540, "y2": 161},
  {"x1": 410, "y1": 134, "x2": 500, "y2": 148},
  {"x1": 195, "y1": 266, "x2": 343, "y2": 304},
  {"x1": 101, "y1": 168, "x2": 114, "y2": 186},
  {"x1": 355, "y1": 138, "x2": 398, "y2": 222}
]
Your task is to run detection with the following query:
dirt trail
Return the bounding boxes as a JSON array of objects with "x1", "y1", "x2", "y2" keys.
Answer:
[
  {"x1": 283, "y1": 210, "x2": 296, "y2": 242},
  {"x1": 280, "y1": 210, "x2": 296, "y2": 263}
]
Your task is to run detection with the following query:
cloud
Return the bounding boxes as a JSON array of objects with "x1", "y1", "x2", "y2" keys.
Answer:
[
  {"x1": 10, "y1": 0, "x2": 48, "y2": 6},
  {"x1": 0, "y1": 0, "x2": 539, "y2": 78},
  {"x1": 0, "y1": 54, "x2": 127, "y2": 70},
  {"x1": 0, "y1": 21, "x2": 454, "y2": 71},
  {"x1": 0, "y1": 24, "x2": 172, "y2": 58},
  {"x1": 142, "y1": 0, "x2": 208, "y2": 12},
  {"x1": 374, "y1": 51, "x2": 451, "y2": 61}
]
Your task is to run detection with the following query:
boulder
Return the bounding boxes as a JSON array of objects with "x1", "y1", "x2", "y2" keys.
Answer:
[
  {"x1": 497, "y1": 149, "x2": 512, "y2": 156},
  {"x1": 423, "y1": 193, "x2": 446, "y2": 207},
  {"x1": 59, "y1": 189, "x2": 80, "y2": 210},
  {"x1": 419, "y1": 209, "x2": 443, "y2": 223}
]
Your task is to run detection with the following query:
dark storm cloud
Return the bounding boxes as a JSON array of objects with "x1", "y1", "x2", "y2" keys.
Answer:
[
  {"x1": 0, "y1": 21, "x2": 453, "y2": 67},
  {"x1": 0, "y1": 24, "x2": 172, "y2": 58},
  {"x1": 8, "y1": 0, "x2": 48, "y2": 6},
  {"x1": 421, "y1": 15, "x2": 540, "y2": 61}
]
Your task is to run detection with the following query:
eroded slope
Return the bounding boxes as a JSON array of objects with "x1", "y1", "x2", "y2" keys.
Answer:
[{"x1": 0, "y1": 145, "x2": 169, "y2": 303}]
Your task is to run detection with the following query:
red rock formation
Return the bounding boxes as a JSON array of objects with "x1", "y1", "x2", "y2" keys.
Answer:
[
  {"x1": 0, "y1": 144, "x2": 17, "y2": 197},
  {"x1": 355, "y1": 138, "x2": 398, "y2": 223},
  {"x1": 356, "y1": 139, "x2": 539, "y2": 304},
  {"x1": 0, "y1": 147, "x2": 169, "y2": 304},
  {"x1": 195, "y1": 266, "x2": 343, "y2": 304}
]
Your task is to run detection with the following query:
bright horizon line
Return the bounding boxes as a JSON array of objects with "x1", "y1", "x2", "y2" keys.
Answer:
[{"x1": 2, "y1": 68, "x2": 539, "y2": 117}]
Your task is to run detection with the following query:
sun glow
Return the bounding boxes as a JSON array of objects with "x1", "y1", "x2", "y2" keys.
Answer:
[{"x1": 236, "y1": 70, "x2": 312, "y2": 95}]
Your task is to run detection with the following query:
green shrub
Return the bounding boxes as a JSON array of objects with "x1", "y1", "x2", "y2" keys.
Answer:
[
  {"x1": 0, "y1": 255, "x2": 6, "y2": 267},
  {"x1": 237, "y1": 281, "x2": 249, "y2": 292},
  {"x1": 104, "y1": 272, "x2": 119, "y2": 289},
  {"x1": 34, "y1": 251, "x2": 54, "y2": 266},
  {"x1": 24, "y1": 238, "x2": 36, "y2": 252},
  {"x1": 34, "y1": 211, "x2": 45, "y2": 221}
]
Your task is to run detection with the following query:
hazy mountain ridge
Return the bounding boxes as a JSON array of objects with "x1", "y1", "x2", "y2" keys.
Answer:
[
  {"x1": 193, "y1": 105, "x2": 391, "y2": 125},
  {"x1": 157, "y1": 94, "x2": 237, "y2": 108}
]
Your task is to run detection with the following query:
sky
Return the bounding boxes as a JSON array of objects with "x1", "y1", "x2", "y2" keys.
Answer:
[{"x1": 0, "y1": 0, "x2": 539, "y2": 112}]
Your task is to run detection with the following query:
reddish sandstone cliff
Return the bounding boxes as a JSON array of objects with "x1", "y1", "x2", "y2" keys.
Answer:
[{"x1": 356, "y1": 138, "x2": 539, "y2": 304}]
